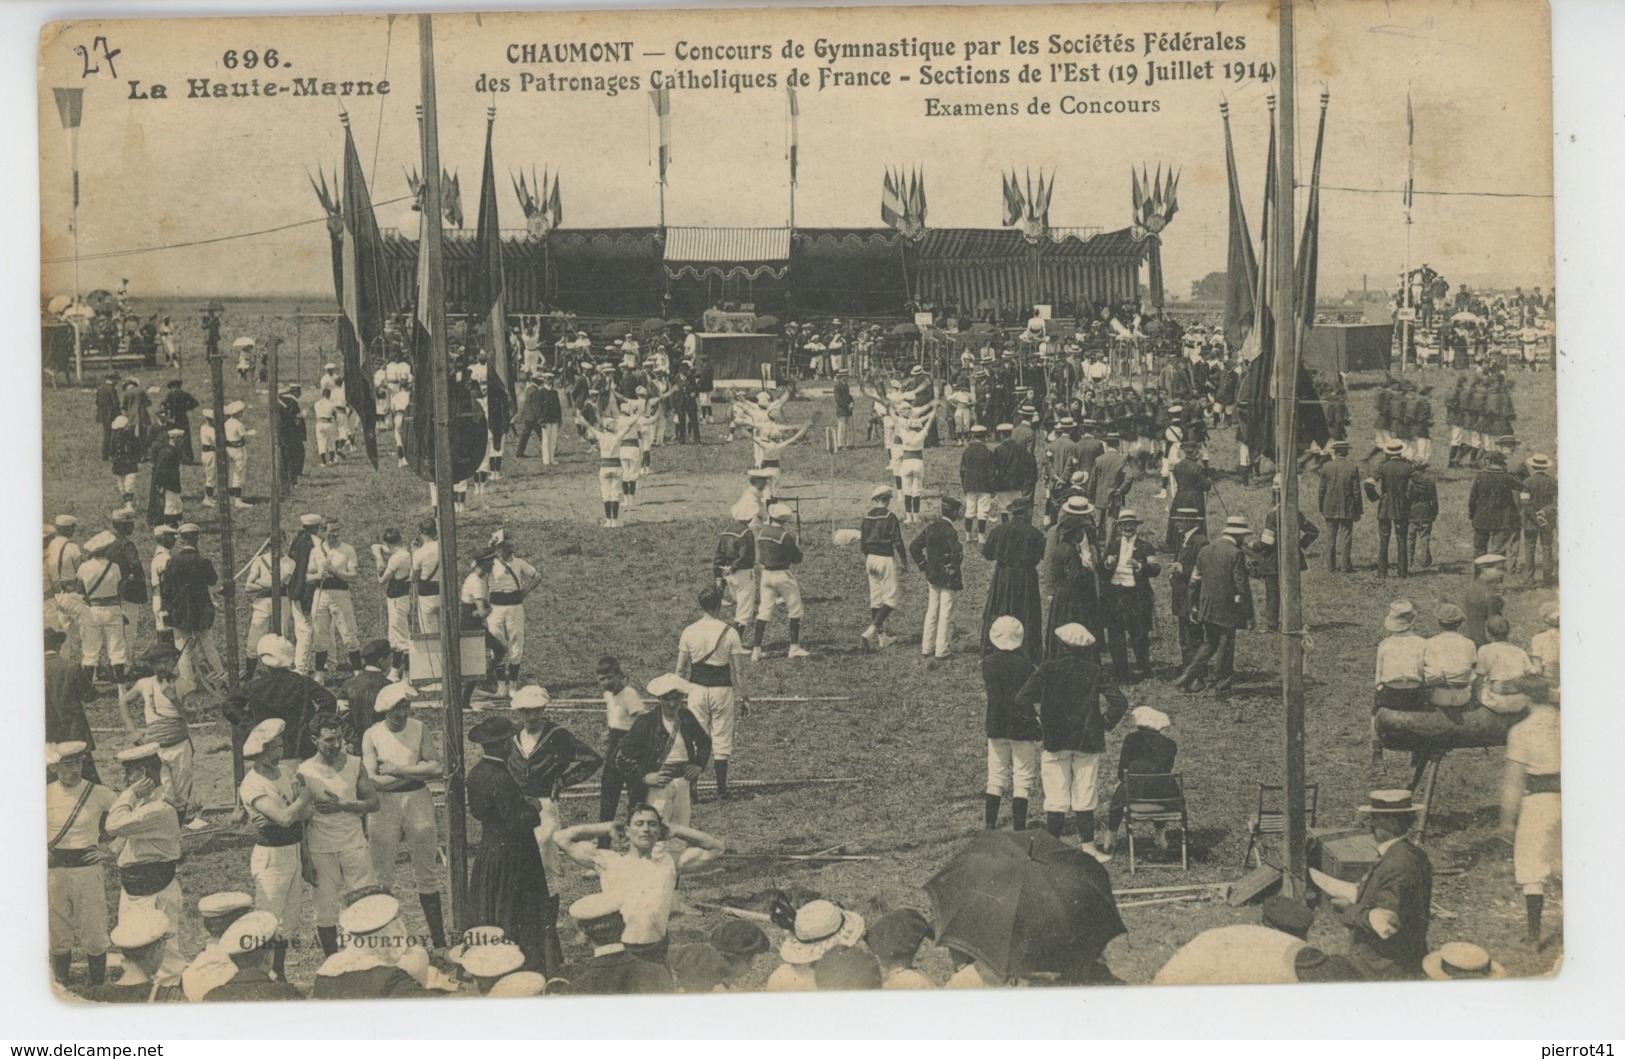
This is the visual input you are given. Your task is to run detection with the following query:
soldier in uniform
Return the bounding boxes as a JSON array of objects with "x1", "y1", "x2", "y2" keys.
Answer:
[
  {"x1": 161, "y1": 524, "x2": 224, "y2": 697},
  {"x1": 1445, "y1": 375, "x2": 1468, "y2": 467},
  {"x1": 76, "y1": 531, "x2": 129, "y2": 691},
  {"x1": 158, "y1": 378, "x2": 200, "y2": 466}
]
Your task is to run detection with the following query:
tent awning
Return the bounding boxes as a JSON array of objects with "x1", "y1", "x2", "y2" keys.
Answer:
[{"x1": 664, "y1": 226, "x2": 791, "y2": 281}]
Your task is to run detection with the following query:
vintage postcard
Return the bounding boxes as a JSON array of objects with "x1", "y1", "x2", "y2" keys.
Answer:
[{"x1": 38, "y1": 0, "x2": 1557, "y2": 1006}]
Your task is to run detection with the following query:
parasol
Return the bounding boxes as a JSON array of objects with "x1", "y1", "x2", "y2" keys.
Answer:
[
  {"x1": 45, "y1": 295, "x2": 72, "y2": 315},
  {"x1": 232, "y1": 336, "x2": 257, "y2": 349},
  {"x1": 923, "y1": 830, "x2": 1125, "y2": 983},
  {"x1": 1450, "y1": 311, "x2": 1481, "y2": 324}
]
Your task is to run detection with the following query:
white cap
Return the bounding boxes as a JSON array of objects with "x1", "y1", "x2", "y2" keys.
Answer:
[
  {"x1": 647, "y1": 673, "x2": 693, "y2": 699},
  {"x1": 198, "y1": 892, "x2": 254, "y2": 918},
  {"x1": 486, "y1": 971, "x2": 547, "y2": 997},
  {"x1": 220, "y1": 910, "x2": 279, "y2": 954},
  {"x1": 375, "y1": 682, "x2": 418, "y2": 713},
  {"x1": 110, "y1": 907, "x2": 170, "y2": 950},
  {"x1": 989, "y1": 616, "x2": 1025, "y2": 652},
  {"x1": 243, "y1": 718, "x2": 286, "y2": 757},
  {"x1": 83, "y1": 531, "x2": 116, "y2": 554},
  {"x1": 339, "y1": 893, "x2": 400, "y2": 936},
  {"x1": 869, "y1": 486, "x2": 894, "y2": 502},
  {"x1": 257, "y1": 634, "x2": 294, "y2": 669},
  {"x1": 508, "y1": 685, "x2": 551, "y2": 710},
  {"x1": 1131, "y1": 706, "x2": 1172, "y2": 732},
  {"x1": 116, "y1": 743, "x2": 163, "y2": 765},
  {"x1": 768, "y1": 503, "x2": 793, "y2": 522},
  {"x1": 729, "y1": 498, "x2": 757, "y2": 522},
  {"x1": 1054, "y1": 623, "x2": 1096, "y2": 648},
  {"x1": 460, "y1": 943, "x2": 525, "y2": 978}
]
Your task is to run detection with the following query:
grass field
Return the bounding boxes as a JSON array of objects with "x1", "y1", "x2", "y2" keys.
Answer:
[{"x1": 43, "y1": 310, "x2": 1562, "y2": 992}]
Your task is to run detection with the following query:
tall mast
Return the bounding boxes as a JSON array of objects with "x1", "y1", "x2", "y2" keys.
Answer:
[
  {"x1": 1275, "y1": 0, "x2": 1308, "y2": 898},
  {"x1": 417, "y1": 12, "x2": 468, "y2": 932}
]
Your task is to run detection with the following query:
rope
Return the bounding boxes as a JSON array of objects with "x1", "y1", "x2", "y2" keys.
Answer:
[
  {"x1": 1303, "y1": 183, "x2": 1552, "y2": 200},
  {"x1": 370, "y1": 15, "x2": 395, "y2": 190}
]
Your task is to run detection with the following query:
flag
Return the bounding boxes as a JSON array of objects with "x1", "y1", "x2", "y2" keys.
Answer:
[
  {"x1": 650, "y1": 86, "x2": 671, "y2": 183},
  {"x1": 914, "y1": 167, "x2": 927, "y2": 227},
  {"x1": 472, "y1": 113, "x2": 513, "y2": 443},
  {"x1": 787, "y1": 86, "x2": 799, "y2": 186},
  {"x1": 1035, "y1": 168, "x2": 1053, "y2": 223},
  {"x1": 406, "y1": 178, "x2": 438, "y2": 482},
  {"x1": 1403, "y1": 92, "x2": 1415, "y2": 210},
  {"x1": 547, "y1": 171, "x2": 562, "y2": 229},
  {"x1": 338, "y1": 114, "x2": 395, "y2": 467},
  {"x1": 1293, "y1": 91, "x2": 1333, "y2": 449},
  {"x1": 1238, "y1": 102, "x2": 1278, "y2": 460},
  {"x1": 54, "y1": 88, "x2": 84, "y2": 211},
  {"x1": 881, "y1": 169, "x2": 903, "y2": 228},
  {"x1": 1221, "y1": 101, "x2": 1259, "y2": 352},
  {"x1": 443, "y1": 169, "x2": 463, "y2": 227},
  {"x1": 1131, "y1": 167, "x2": 1144, "y2": 227},
  {"x1": 1002, "y1": 171, "x2": 1023, "y2": 227}
]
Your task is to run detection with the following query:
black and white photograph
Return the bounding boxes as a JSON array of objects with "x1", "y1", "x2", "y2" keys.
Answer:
[{"x1": 33, "y1": 0, "x2": 1575, "y2": 1014}]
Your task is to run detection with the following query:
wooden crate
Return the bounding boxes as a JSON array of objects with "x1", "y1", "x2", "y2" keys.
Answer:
[
  {"x1": 1308, "y1": 827, "x2": 1380, "y2": 883},
  {"x1": 407, "y1": 631, "x2": 487, "y2": 682}
]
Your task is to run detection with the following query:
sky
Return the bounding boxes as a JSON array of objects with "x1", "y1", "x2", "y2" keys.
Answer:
[{"x1": 38, "y1": 0, "x2": 1555, "y2": 304}]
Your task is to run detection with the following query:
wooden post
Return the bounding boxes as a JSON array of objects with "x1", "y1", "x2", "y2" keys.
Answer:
[
  {"x1": 267, "y1": 334, "x2": 282, "y2": 638},
  {"x1": 206, "y1": 317, "x2": 243, "y2": 790},
  {"x1": 418, "y1": 13, "x2": 469, "y2": 933},
  {"x1": 1274, "y1": 0, "x2": 1308, "y2": 900}
]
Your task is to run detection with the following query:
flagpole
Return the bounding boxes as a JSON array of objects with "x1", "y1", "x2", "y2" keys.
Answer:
[
  {"x1": 1274, "y1": 0, "x2": 1309, "y2": 899},
  {"x1": 417, "y1": 12, "x2": 469, "y2": 933},
  {"x1": 1402, "y1": 88, "x2": 1414, "y2": 372},
  {"x1": 267, "y1": 335, "x2": 282, "y2": 641}
]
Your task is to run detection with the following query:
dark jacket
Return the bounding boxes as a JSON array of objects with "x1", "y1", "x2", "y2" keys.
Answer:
[
  {"x1": 982, "y1": 650, "x2": 1040, "y2": 741},
  {"x1": 1374, "y1": 455, "x2": 1415, "y2": 521},
  {"x1": 1468, "y1": 468, "x2": 1521, "y2": 532},
  {"x1": 559, "y1": 950, "x2": 672, "y2": 995},
  {"x1": 160, "y1": 546, "x2": 217, "y2": 632},
  {"x1": 611, "y1": 707, "x2": 712, "y2": 780},
  {"x1": 1192, "y1": 536, "x2": 1253, "y2": 629},
  {"x1": 96, "y1": 382, "x2": 122, "y2": 426},
  {"x1": 714, "y1": 524, "x2": 755, "y2": 579},
  {"x1": 959, "y1": 442, "x2": 998, "y2": 494},
  {"x1": 311, "y1": 965, "x2": 433, "y2": 999},
  {"x1": 1407, "y1": 468, "x2": 1439, "y2": 524},
  {"x1": 908, "y1": 518, "x2": 963, "y2": 591},
  {"x1": 1252, "y1": 506, "x2": 1320, "y2": 576},
  {"x1": 110, "y1": 429, "x2": 143, "y2": 477},
  {"x1": 1017, "y1": 654, "x2": 1130, "y2": 754},
  {"x1": 203, "y1": 969, "x2": 304, "y2": 1001},
  {"x1": 1520, "y1": 470, "x2": 1557, "y2": 528},
  {"x1": 1318, "y1": 456, "x2": 1364, "y2": 521},
  {"x1": 107, "y1": 535, "x2": 148, "y2": 604},
  {"x1": 1347, "y1": 837, "x2": 1432, "y2": 980},
  {"x1": 1091, "y1": 450, "x2": 1129, "y2": 511},
  {"x1": 223, "y1": 668, "x2": 337, "y2": 762},
  {"x1": 1169, "y1": 457, "x2": 1212, "y2": 515},
  {"x1": 993, "y1": 439, "x2": 1037, "y2": 494},
  {"x1": 509, "y1": 720, "x2": 604, "y2": 796},
  {"x1": 860, "y1": 509, "x2": 908, "y2": 563},
  {"x1": 1100, "y1": 533, "x2": 1161, "y2": 595},
  {"x1": 1168, "y1": 527, "x2": 1208, "y2": 616},
  {"x1": 1117, "y1": 728, "x2": 1177, "y2": 781},
  {"x1": 537, "y1": 387, "x2": 563, "y2": 425}
]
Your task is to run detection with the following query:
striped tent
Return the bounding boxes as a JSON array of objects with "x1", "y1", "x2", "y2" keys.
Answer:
[{"x1": 913, "y1": 227, "x2": 1148, "y2": 313}]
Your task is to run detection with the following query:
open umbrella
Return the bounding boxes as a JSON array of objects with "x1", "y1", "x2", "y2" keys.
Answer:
[
  {"x1": 924, "y1": 830, "x2": 1125, "y2": 983},
  {"x1": 45, "y1": 294, "x2": 73, "y2": 315},
  {"x1": 1450, "y1": 311, "x2": 1481, "y2": 324},
  {"x1": 232, "y1": 336, "x2": 257, "y2": 349}
]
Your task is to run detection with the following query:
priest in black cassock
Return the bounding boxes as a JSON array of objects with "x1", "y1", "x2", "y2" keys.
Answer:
[
  {"x1": 981, "y1": 495, "x2": 1046, "y2": 663},
  {"x1": 466, "y1": 714, "x2": 557, "y2": 975}
]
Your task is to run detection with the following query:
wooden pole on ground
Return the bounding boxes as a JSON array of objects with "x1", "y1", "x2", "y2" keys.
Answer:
[
  {"x1": 419, "y1": 13, "x2": 469, "y2": 933},
  {"x1": 1274, "y1": 0, "x2": 1308, "y2": 901}
]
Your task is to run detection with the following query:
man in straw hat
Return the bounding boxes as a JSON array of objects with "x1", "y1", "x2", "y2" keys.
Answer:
[
  {"x1": 80, "y1": 905, "x2": 182, "y2": 1003},
  {"x1": 239, "y1": 718, "x2": 311, "y2": 979},
  {"x1": 1318, "y1": 438, "x2": 1363, "y2": 573},
  {"x1": 1174, "y1": 515, "x2": 1255, "y2": 704},
  {"x1": 363, "y1": 682, "x2": 448, "y2": 950},
  {"x1": 752, "y1": 502, "x2": 810, "y2": 660},
  {"x1": 982, "y1": 615, "x2": 1040, "y2": 832},
  {"x1": 299, "y1": 711, "x2": 381, "y2": 957},
  {"x1": 1371, "y1": 600, "x2": 1427, "y2": 763},
  {"x1": 1099, "y1": 508, "x2": 1160, "y2": 683},
  {"x1": 46, "y1": 741, "x2": 116, "y2": 988},
  {"x1": 105, "y1": 743, "x2": 186, "y2": 981},
  {"x1": 1017, "y1": 622, "x2": 1130, "y2": 862},
  {"x1": 557, "y1": 893, "x2": 672, "y2": 995},
  {"x1": 180, "y1": 891, "x2": 253, "y2": 1001},
  {"x1": 465, "y1": 713, "x2": 562, "y2": 974},
  {"x1": 1167, "y1": 506, "x2": 1209, "y2": 668},
  {"x1": 1519, "y1": 453, "x2": 1558, "y2": 586},
  {"x1": 202, "y1": 909, "x2": 303, "y2": 1001},
  {"x1": 1310, "y1": 790, "x2": 1433, "y2": 981}
]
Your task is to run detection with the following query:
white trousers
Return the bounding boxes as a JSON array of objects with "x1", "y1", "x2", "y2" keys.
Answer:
[
  {"x1": 385, "y1": 594, "x2": 412, "y2": 652},
  {"x1": 310, "y1": 844, "x2": 377, "y2": 927},
  {"x1": 758, "y1": 569, "x2": 804, "y2": 620},
  {"x1": 539, "y1": 423, "x2": 558, "y2": 465},
  {"x1": 686, "y1": 685, "x2": 737, "y2": 760},
  {"x1": 986, "y1": 739, "x2": 1040, "y2": 798},
  {"x1": 119, "y1": 879, "x2": 185, "y2": 975},
  {"x1": 157, "y1": 739, "x2": 196, "y2": 816},
  {"x1": 646, "y1": 776, "x2": 693, "y2": 830},
  {"x1": 416, "y1": 593, "x2": 442, "y2": 637},
  {"x1": 174, "y1": 625, "x2": 223, "y2": 695},
  {"x1": 866, "y1": 555, "x2": 901, "y2": 609},
  {"x1": 1040, "y1": 749, "x2": 1102, "y2": 813},
  {"x1": 370, "y1": 787, "x2": 440, "y2": 894},
  {"x1": 80, "y1": 603, "x2": 128, "y2": 667},
  {"x1": 228, "y1": 449, "x2": 247, "y2": 489},
  {"x1": 49, "y1": 865, "x2": 110, "y2": 955},
  {"x1": 921, "y1": 585, "x2": 958, "y2": 658},
  {"x1": 724, "y1": 569, "x2": 757, "y2": 626},
  {"x1": 291, "y1": 603, "x2": 316, "y2": 672},
  {"x1": 250, "y1": 843, "x2": 305, "y2": 938},
  {"x1": 312, "y1": 588, "x2": 360, "y2": 654},
  {"x1": 964, "y1": 493, "x2": 994, "y2": 521},
  {"x1": 486, "y1": 603, "x2": 526, "y2": 666},
  {"x1": 1515, "y1": 791, "x2": 1562, "y2": 893},
  {"x1": 900, "y1": 458, "x2": 926, "y2": 498},
  {"x1": 246, "y1": 596, "x2": 294, "y2": 652}
]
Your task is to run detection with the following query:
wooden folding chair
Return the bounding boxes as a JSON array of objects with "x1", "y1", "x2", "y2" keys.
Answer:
[
  {"x1": 1240, "y1": 782, "x2": 1319, "y2": 870},
  {"x1": 1123, "y1": 772, "x2": 1189, "y2": 874}
]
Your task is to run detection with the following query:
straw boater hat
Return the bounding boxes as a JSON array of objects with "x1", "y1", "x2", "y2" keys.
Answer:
[
  {"x1": 1221, "y1": 516, "x2": 1252, "y2": 537},
  {"x1": 989, "y1": 616, "x2": 1024, "y2": 652},
  {"x1": 116, "y1": 743, "x2": 163, "y2": 768},
  {"x1": 1173, "y1": 507, "x2": 1203, "y2": 522},
  {"x1": 1383, "y1": 599, "x2": 1417, "y2": 633},
  {"x1": 1356, "y1": 789, "x2": 1423, "y2": 815},
  {"x1": 486, "y1": 971, "x2": 547, "y2": 997},
  {"x1": 1383, "y1": 440, "x2": 1405, "y2": 455},
  {"x1": 779, "y1": 900, "x2": 866, "y2": 965},
  {"x1": 1526, "y1": 454, "x2": 1552, "y2": 471},
  {"x1": 1474, "y1": 553, "x2": 1507, "y2": 569},
  {"x1": 1422, "y1": 942, "x2": 1507, "y2": 980},
  {"x1": 461, "y1": 942, "x2": 525, "y2": 980},
  {"x1": 339, "y1": 893, "x2": 402, "y2": 938},
  {"x1": 1116, "y1": 508, "x2": 1141, "y2": 525}
]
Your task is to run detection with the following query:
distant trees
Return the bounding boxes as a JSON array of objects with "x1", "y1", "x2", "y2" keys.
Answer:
[{"x1": 1189, "y1": 270, "x2": 1227, "y2": 302}]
